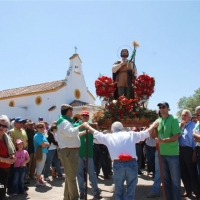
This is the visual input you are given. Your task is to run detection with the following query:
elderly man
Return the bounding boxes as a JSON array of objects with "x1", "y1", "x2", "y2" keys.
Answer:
[
  {"x1": 179, "y1": 109, "x2": 200, "y2": 198},
  {"x1": 56, "y1": 104, "x2": 87, "y2": 200},
  {"x1": 155, "y1": 102, "x2": 181, "y2": 200},
  {"x1": 193, "y1": 106, "x2": 200, "y2": 184},
  {"x1": 83, "y1": 121, "x2": 157, "y2": 200},
  {"x1": 76, "y1": 110, "x2": 101, "y2": 199},
  {"x1": 10, "y1": 117, "x2": 28, "y2": 148}
]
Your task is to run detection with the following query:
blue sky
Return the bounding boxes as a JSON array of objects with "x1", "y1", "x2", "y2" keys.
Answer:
[{"x1": 0, "y1": 1, "x2": 200, "y2": 116}]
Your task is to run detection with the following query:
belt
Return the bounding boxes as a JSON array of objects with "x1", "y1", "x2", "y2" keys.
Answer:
[
  {"x1": 64, "y1": 147, "x2": 79, "y2": 150},
  {"x1": 179, "y1": 146, "x2": 192, "y2": 148},
  {"x1": 114, "y1": 158, "x2": 136, "y2": 162}
]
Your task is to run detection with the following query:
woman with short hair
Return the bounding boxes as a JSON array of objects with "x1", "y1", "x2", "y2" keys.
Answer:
[{"x1": 33, "y1": 122, "x2": 50, "y2": 186}]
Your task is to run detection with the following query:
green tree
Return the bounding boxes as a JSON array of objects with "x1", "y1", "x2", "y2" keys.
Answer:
[{"x1": 177, "y1": 88, "x2": 200, "y2": 117}]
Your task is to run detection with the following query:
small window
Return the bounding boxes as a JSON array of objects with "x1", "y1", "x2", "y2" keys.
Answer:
[
  {"x1": 74, "y1": 89, "x2": 81, "y2": 99},
  {"x1": 9, "y1": 100, "x2": 15, "y2": 107},
  {"x1": 35, "y1": 96, "x2": 42, "y2": 105},
  {"x1": 74, "y1": 65, "x2": 81, "y2": 74}
]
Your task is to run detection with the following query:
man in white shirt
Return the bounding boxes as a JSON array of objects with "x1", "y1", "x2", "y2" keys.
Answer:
[
  {"x1": 83, "y1": 121, "x2": 157, "y2": 200},
  {"x1": 56, "y1": 104, "x2": 87, "y2": 200}
]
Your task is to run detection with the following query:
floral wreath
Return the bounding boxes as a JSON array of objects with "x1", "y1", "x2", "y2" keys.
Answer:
[
  {"x1": 95, "y1": 76, "x2": 117, "y2": 98},
  {"x1": 133, "y1": 74, "x2": 155, "y2": 100}
]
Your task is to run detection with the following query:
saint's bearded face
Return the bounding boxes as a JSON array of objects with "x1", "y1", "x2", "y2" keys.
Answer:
[{"x1": 121, "y1": 49, "x2": 129, "y2": 58}]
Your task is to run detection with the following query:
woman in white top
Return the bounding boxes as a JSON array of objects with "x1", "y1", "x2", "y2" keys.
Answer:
[{"x1": 43, "y1": 125, "x2": 64, "y2": 181}]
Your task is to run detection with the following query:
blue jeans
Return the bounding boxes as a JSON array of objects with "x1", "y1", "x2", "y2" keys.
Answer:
[
  {"x1": 136, "y1": 144, "x2": 142, "y2": 172},
  {"x1": 113, "y1": 159, "x2": 138, "y2": 200},
  {"x1": 197, "y1": 148, "x2": 200, "y2": 184},
  {"x1": 12, "y1": 167, "x2": 26, "y2": 194},
  {"x1": 161, "y1": 155, "x2": 181, "y2": 200},
  {"x1": 77, "y1": 157, "x2": 100, "y2": 194},
  {"x1": 146, "y1": 145, "x2": 156, "y2": 174},
  {"x1": 43, "y1": 149, "x2": 62, "y2": 178},
  {"x1": 151, "y1": 151, "x2": 161, "y2": 194}
]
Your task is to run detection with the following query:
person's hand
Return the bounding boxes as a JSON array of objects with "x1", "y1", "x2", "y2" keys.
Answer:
[
  {"x1": 193, "y1": 133, "x2": 200, "y2": 142},
  {"x1": 86, "y1": 124, "x2": 96, "y2": 133},
  {"x1": 82, "y1": 122, "x2": 89, "y2": 129},
  {"x1": 180, "y1": 121, "x2": 186, "y2": 129},
  {"x1": 6, "y1": 157, "x2": 15, "y2": 164},
  {"x1": 121, "y1": 60, "x2": 127, "y2": 65},
  {"x1": 45, "y1": 142, "x2": 50, "y2": 147},
  {"x1": 20, "y1": 162, "x2": 26, "y2": 167},
  {"x1": 155, "y1": 137, "x2": 164, "y2": 144}
]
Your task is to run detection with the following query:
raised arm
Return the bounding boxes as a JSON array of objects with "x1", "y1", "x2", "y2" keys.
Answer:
[{"x1": 112, "y1": 61, "x2": 127, "y2": 73}]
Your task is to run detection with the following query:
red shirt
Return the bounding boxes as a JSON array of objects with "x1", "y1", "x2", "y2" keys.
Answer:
[{"x1": 0, "y1": 139, "x2": 11, "y2": 168}]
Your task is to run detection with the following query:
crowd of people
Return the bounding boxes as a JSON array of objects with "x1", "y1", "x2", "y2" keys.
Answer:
[{"x1": 0, "y1": 102, "x2": 200, "y2": 200}]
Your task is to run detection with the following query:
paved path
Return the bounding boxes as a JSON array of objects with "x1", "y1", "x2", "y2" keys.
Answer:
[{"x1": 9, "y1": 171, "x2": 191, "y2": 200}]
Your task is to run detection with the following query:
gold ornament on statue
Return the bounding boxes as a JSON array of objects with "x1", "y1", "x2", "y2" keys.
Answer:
[{"x1": 133, "y1": 40, "x2": 140, "y2": 48}]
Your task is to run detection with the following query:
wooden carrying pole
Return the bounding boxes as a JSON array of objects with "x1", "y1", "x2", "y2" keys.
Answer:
[
  {"x1": 84, "y1": 129, "x2": 88, "y2": 200},
  {"x1": 157, "y1": 144, "x2": 167, "y2": 200},
  {"x1": 154, "y1": 128, "x2": 167, "y2": 200},
  {"x1": 84, "y1": 124, "x2": 99, "y2": 200}
]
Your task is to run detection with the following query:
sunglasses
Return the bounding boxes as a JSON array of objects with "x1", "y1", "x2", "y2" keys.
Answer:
[
  {"x1": 195, "y1": 114, "x2": 200, "y2": 117},
  {"x1": 38, "y1": 126, "x2": 44, "y2": 128},
  {"x1": 82, "y1": 115, "x2": 89, "y2": 117},
  {"x1": 0, "y1": 123, "x2": 8, "y2": 128},
  {"x1": 159, "y1": 106, "x2": 166, "y2": 109}
]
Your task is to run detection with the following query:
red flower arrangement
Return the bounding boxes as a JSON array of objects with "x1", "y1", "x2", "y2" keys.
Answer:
[
  {"x1": 134, "y1": 74, "x2": 155, "y2": 100},
  {"x1": 105, "y1": 96, "x2": 139, "y2": 120},
  {"x1": 93, "y1": 74, "x2": 157, "y2": 124},
  {"x1": 95, "y1": 76, "x2": 117, "y2": 98}
]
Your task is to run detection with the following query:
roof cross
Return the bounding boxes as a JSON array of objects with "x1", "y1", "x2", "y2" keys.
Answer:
[{"x1": 74, "y1": 46, "x2": 77, "y2": 54}]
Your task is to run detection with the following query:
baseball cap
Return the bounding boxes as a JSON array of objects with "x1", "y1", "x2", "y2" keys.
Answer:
[
  {"x1": 81, "y1": 110, "x2": 89, "y2": 116},
  {"x1": 16, "y1": 139, "x2": 23, "y2": 144},
  {"x1": 61, "y1": 104, "x2": 73, "y2": 111},
  {"x1": 157, "y1": 102, "x2": 170, "y2": 109},
  {"x1": 38, "y1": 117, "x2": 43, "y2": 121},
  {"x1": 15, "y1": 117, "x2": 24, "y2": 123},
  {"x1": 27, "y1": 119, "x2": 34, "y2": 124}
]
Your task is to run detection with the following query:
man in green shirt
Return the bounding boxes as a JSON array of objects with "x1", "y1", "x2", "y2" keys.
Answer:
[
  {"x1": 155, "y1": 102, "x2": 181, "y2": 200},
  {"x1": 76, "y1": 110, "x2": 101, "y2": 199}
]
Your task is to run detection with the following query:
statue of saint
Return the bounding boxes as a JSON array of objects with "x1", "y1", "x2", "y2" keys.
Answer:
[{"x1": 112, "y1": 49, "x2": 137, "y2": 99}]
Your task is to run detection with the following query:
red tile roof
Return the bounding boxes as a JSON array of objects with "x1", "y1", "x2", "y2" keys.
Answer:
[{"x1": 0, "y1": 80, "x2": 66, "y2": 99}]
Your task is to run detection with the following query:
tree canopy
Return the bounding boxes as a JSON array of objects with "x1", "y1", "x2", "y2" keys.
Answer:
[{"x1": 177, "y1": 88, "x2": 200, "y2": 117}]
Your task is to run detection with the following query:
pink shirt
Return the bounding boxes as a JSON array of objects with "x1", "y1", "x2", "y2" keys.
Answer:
[{"x1": 14, "y1": 150, "x2": 29, "y2": 168}]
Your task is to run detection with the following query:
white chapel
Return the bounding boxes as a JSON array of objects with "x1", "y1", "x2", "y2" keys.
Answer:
[{"x1": 0, "y1": 53, "x2": 100, "y2": 123}]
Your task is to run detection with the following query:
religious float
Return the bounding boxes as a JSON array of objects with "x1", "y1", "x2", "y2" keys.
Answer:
[{"x1": 92, "y1": 41, "x2": 158, "y2": 129}]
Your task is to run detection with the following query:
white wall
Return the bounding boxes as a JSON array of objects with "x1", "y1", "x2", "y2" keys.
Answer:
[{"x1": 0, "y1": 105, "x2": 26, "y2": 119}]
